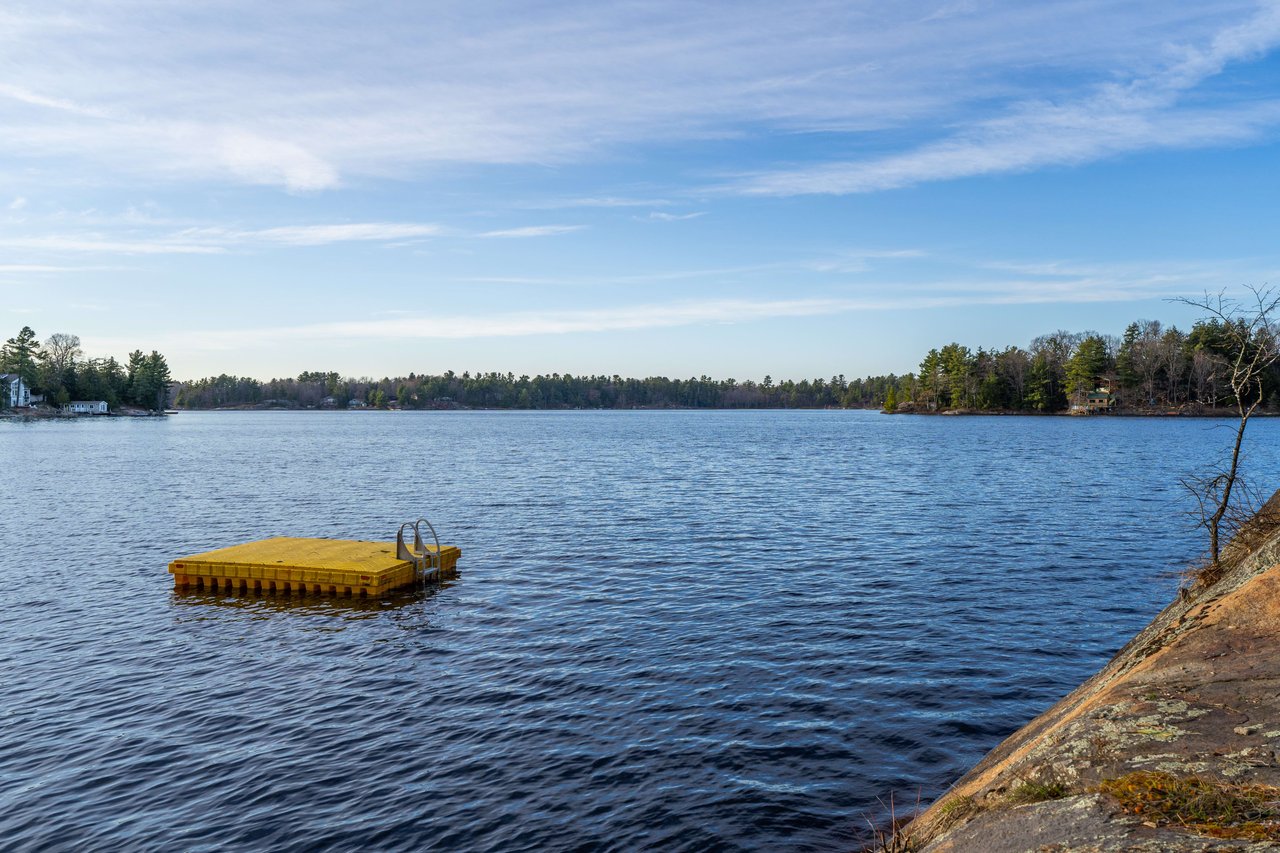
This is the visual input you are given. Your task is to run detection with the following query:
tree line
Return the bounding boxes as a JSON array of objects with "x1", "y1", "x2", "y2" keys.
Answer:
[
  {"x1": 888, "y1": 318, "x2": 1280, "y2": 413},
  {"x1": 1, "y1": 326, "x2": 173, "y2": 411},
  {"x1": 175, "y1": 370, "x2": 900, "y2": 410},
  {"x1": 162, "y1": 315, "x2": 1280, "y2": 415}
]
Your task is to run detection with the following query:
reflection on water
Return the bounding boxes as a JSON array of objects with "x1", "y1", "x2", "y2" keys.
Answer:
[{"x1": 2, "y1": 410, "x2": 1279, "y2": 851}]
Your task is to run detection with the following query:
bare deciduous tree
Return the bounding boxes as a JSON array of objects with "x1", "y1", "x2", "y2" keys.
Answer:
[
  {"x1": 42, "y1": 332, "x2": 82, "y2": 375},
  {"x1": 1176, "y1": 286, "x2": 1280, "y2": 577}
]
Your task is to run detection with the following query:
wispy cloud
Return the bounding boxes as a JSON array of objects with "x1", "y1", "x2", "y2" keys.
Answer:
[
  {"x1": 0, "y1": 219, "x2": 592, "y2": 256},
  {"x1": 455, "y1": 252, "x2": 927, "y2": 287},
  {"x1": 216, "y1": 130, "x2": 339, "y2": 192},
  {"x1": 233, "y1": 222, "x2": 445, "y2": 246},
  {"x1": 0, "y1": 235, "x2": 225, "y2": 255},
  {"x1": 477, "y1": 225, "x2": 584, "y2": 238},
  {"x1": 646, "y1": 211, "x2": 706, "y2": 221},
  {"x1": 730, "y1": 3, "x2": 1280, "y2": 195},
  {"x1": 0, "y1": 263, "x2": 97, "y2": 272},
  {"x1": 533, "y1": 197, "x2": 674, "y2": 209},
  {"x1": 0, "y1": 82, "x2": 108, "y2": 118},
  {"x1": 8, "y1": 196, "x2": 27, "y2": 211},
  {"x1": 0, "y1": 223, "x2": 444, "y2": 255},
  {"x1": 88, "y1": 258, "x2": 1242, "y2": 353},
  {"x1": 1, "y1": 3, "x2": 1273, "y2": 191},
  {"x1": 89, "y1": 298, "x2": 871, "y2": 352}
]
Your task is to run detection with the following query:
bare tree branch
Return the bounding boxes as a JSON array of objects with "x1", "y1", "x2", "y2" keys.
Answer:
[{"x1": 1172, "y1": 285, "x2": 1280, "y2": 577}]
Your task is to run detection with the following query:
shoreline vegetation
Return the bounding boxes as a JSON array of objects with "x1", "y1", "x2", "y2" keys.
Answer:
[
  {"x1": 884, "y1": 317, "x2": 1280, "y2": 417},
  {"x1": 1, "y1": 406, "x2": 167, "y2": 421},
  {"x1": 1, "y1": 325, "x2": 172, "y2": 416},
  {"x1": 180, "y1": 399, "x2": 1269, "y2": 412},
  {"x1": 10, "y1": 313, "x2": 1278, "y2": 418},
  {"x1": 173, "y1": 316, "x2": 1280, "y2": 416}
]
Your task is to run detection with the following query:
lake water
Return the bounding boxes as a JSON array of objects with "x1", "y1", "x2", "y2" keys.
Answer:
[{"x1": 2, "y1": 410, "x2": 1278, "y2": 851}]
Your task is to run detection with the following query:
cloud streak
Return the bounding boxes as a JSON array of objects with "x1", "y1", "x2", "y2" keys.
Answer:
[
  {"x1": 476, "y1": 225, "x2": 584, "y2": 238},
  {"x1": 90, "y1": 262, "x2": 1231, "y2": 353},
  {"x1": 646, "y1": 211, "x2": 706, "y2": 221},
  {"x1": 730, "y1": 2, "x2": 1280, "y2": 195},
  {"x1": 0, "y1": 219, "x2": 592, "y2": 256},
  {"x1": 234, "y1": 222, "x2": 445, "y2": 246},
  {"x1": 1, "y1": 3, "x2": 1274, "y2": 192},
  {"x1": 0, "y1": 235, "x2": 225, "y2": 255},
  {"x1": 0, "y1": 263, "x2": 99, "y2": 272}
]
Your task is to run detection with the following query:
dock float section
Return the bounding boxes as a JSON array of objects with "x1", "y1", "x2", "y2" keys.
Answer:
[{"x1": 169, "y1": 536, "x2": 461, "y2": 597}]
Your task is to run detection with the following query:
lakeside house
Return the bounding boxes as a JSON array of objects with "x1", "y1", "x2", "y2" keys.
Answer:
[
  {"x1": 1, "y1": 373, "x2": 30, "y2": 408},
  {"x1": 1070, "y1": 378, "x2": 1117, "y2": 414},
  {"x1": 1085, "y1": 390, "x2": 1115, "y2": 411},
  {"x1": 67, "y1": 400, "x2": 108, "y2": 415}
]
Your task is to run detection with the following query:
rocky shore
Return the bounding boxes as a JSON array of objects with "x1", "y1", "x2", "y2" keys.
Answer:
[{"x1": 898, "y1": 492, "x2": 1280, "y2": 851}]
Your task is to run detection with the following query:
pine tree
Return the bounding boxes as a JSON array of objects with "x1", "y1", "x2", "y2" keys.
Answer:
[
  {"x1": 1065, "y1": 335, "x2": 1111, "y2": 400},
  {"x1": 918, "y1": 349, "x2": 943, "y2": 410},
  {"x1": 1116, "y1": 322, "x2": 1139, "y2": 389},
  {"x1": 884, "y1": 386, "x2": 898, "y2": 412},
  {"x1": 2, "y1": 326, "x2": 43, "y2": 386},
  {"x1": 939, "y1": 342, "x2": 973, "y2": 409},
  {"x1": 125, "y1": 350, "x2": 146, "y2": 406},
  {"x1": 141, "y1": 351, "x2": 172, "y2": 410}
]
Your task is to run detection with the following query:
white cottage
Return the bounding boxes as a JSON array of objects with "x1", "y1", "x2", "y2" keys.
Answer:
[
  {"x1": 0, "y1": 373, "x2": 30, "y2": 408},
  {"x1": 68, "y1": 400, "x2": 109, "y2": 415}
]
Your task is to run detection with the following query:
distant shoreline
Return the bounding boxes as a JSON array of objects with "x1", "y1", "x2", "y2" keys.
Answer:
[
  {"x1": 0, "y1": 406, "x2": 166, "y2": 421},
  {"x1": 159, "y1": 405, "x2": 1275, "y2": 418},
  {"x1": 885, "y1": 406, "x2": 1275, "y2": 418}
]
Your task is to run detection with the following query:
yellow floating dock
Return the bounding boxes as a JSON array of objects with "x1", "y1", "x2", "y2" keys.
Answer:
[{"x1": 169, "y1": 536, "x2": 461, "y2": 597}]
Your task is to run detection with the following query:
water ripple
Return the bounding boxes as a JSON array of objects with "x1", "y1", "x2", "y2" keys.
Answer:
[{"x1": 1, "y1": 410, "x2": 1277, "y2": 850}]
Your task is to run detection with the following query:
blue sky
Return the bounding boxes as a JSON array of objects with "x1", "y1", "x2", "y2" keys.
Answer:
[{"x1": 3, "y1": 0, "x2": 1280, "y2": 380}]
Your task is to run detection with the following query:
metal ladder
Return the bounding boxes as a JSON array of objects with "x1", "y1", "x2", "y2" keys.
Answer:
[{"x1": 396, "y1": 516, "x2": 444, "y2": 590}]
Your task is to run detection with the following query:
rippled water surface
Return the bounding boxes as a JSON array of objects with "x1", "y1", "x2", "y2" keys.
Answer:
[{"x1": 3, "y1": 410, "x2": 1279, "y2": 851}]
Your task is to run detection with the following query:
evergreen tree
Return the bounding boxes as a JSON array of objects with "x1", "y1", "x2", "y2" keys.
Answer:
[
  {"x1": 125, "y1": 350, "x2": 146, "y2": 406},
  {"x1": 1115, "y1": 322, "x2": 1140, "y2": 389},
  {"x1": 1065, "y1": 334, "x2": 1111, "y2": 400},
  {"x1": 1026, "y1": 353, "x2": 1055, "y2": 412},
  {"x1": 883, "y1": 386, "x2": 898, "y2": 412},
  {"x1": 939, "y1": 343, "x2": 973, "y2": 409},
  {"x1": 141, "y1": 351, "x2": 172, "y2": 410},
  {"x1": 918, "y1": 349, "x2": 944, "y2": 410},
  {"x1": 2, "y1": 326, "x2": 43, "y2": 387}
]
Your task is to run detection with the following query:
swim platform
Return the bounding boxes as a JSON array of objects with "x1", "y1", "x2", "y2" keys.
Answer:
[{"x1": 170, "y1": 526, "x2": 461, "y2": 597}]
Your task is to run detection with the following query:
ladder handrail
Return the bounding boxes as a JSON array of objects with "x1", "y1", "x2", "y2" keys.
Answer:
[
  {"x1": 414, "y1": 518, "x2": 442, "y2": 591},
  {"x1": 414, "y1": 518, "x2": 441, "y2": 563},
  {"x1": 395, "y1": 521, "x2": 424, "y2": 563},
  {"x1": 396, "y1": 516, "x2": 446, "y2": 590}
]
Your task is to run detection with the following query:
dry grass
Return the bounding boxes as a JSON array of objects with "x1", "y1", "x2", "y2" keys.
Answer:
[
  {"x1": 1099, "y1": 771, "x2": 1280, "y2": 841},
  {"x1": 1182, "y1": 489, "x2": 1280, "y2": 589},
  {"x1": 1184, "y1": 487, "x2": 1280, "y2": 590},
  {"x1": 862, "y1": 823, "x2": 916, "y2": 853},
  {"x1": 935, "y1": 794, "x2": 981, "y2": 827},
  {"x1": 1221, "y1": 493, "x2": 1280, "y2": 560},
  {"x1": 860, "y1": 793, "x2": 919, "y2": 853}
]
